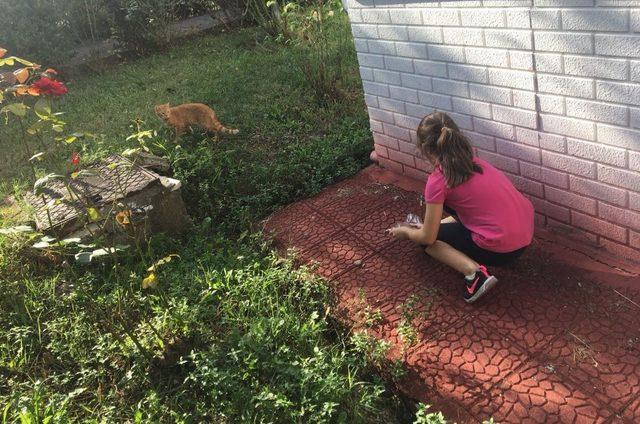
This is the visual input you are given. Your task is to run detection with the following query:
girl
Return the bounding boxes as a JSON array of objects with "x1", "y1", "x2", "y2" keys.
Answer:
[{"x1": 388, "y1": 112, "x2": 534, "y2": 304}]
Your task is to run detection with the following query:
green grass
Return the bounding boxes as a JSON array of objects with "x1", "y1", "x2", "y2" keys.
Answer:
[{"x1": 0, "y1": 15, "x2": 411, "y2": 423}]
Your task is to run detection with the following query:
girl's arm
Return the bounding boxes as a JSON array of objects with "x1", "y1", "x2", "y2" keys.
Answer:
[{"x1": 388, "y1": 202, "x2": 443, "y2": 246}]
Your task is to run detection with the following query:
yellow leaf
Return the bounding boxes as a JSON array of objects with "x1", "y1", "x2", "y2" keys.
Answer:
[
  {"x1": 13, "y1": 68, "x2": 29, "y2": 84},
  {"x1": 87, "y1": 207, "x2": 101, "y2": 221},
  {"x1": 71, "y1": 171, "x2": 80, "y2": 179},
  {"x1": 142, "y1": 273, "x2": 157, "y2": 289},
  {"x1": 0, "y1": 48, "x2": 6, "y2": 58}
]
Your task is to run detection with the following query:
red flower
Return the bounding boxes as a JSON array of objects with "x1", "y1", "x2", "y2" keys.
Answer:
[
  {"x1": 71, "y1": 152, "x2": 80, "y2": 166},
  {"x1": 32, "y1": 77, "x2": 67, "y2": 97}
]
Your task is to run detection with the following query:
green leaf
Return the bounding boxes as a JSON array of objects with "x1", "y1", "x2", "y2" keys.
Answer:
[
  {"x1": 86, "y1": 207, "x2": 101, "y2": 222},
  {"x1": 121, "y1": 148, "x2": 141, "y2": 157},
  {"x1": 52, "y1": 124, "x2": 64, "y2": 133},
  {"x1": 75, "y1": 248, "x2": 116, "y2": 264},
  {"x1": 125, "y1": 130, "x2": 153, "y2": 141},
  {"x1": 91, "y1": 248, "x2": 115, "y2": 258},
  {"x1": 147, "y1": 254, "x2": 180, "y2": 272},
  {"x1": 1, "y1": 103, "x2": 28, "y2": 117},
  {"x1": 12, "y1": 57, "x2": 34, "y2": 67},
  {"x1": 75, "y1": 252, "x2": 92, "y2": 264},
  {"x1": 64, "y1": 136, "x2": 77, "y2": 144},
  {"x1": 0, "y1": 225, "x2": 34, "y2": 235},
  {"x1": 283, "y1": 2, "x2": 297, "y2": 13},
  {"x1": 142, "y1": 272, "x2": 158, "y2": 289},
  {"x1": 34, "y1": 173, "x2": 63, "y2": 194},
  {"x1": 34, "y1": 98, "x2": 51, "y2": 118},
  {"x1": 70, "y1": 169, "x2": 96, "y2": 180},
  {"x1": 32, "y1": 237, "x2": 55, "y2": 249},
  {"x1": 27, "y1": 120, "x2": 46, "y2": 134},
  {"x1": 61, "y1": 237, "x2": 81, "y2": 245},
  {"x1": 29, "y1": 152, "x2": 45, "y2": 162}
]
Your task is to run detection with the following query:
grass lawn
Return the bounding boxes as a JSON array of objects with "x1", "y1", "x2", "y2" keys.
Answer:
[{"x1": 0, "y1": 15, "x2": 416, "y2": 423}]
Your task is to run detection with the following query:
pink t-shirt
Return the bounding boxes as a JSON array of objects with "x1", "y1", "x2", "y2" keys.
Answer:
[{"x1": 425, "y1": 157, "x2": 534, "y2": 253}]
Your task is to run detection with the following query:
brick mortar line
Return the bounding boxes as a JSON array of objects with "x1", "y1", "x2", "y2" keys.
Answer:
[
  {"x1": 360, "y1": 50, "x2": 640, "y2": 79},
  {"x1": 374, "y1": 102, "x2": 640, "y2": 157}
]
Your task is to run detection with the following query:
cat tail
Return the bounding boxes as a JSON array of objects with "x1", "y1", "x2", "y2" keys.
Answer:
[
  {"x1": 220, "y1": 126, "x2": 240, "y2": 135},
  {"x1": 211, "y1": 118, "x2": 239, "y2": 135}
]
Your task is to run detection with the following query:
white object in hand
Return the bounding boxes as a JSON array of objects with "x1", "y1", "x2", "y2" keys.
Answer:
[{"x1": 405, "y1": 213, "x2": 423, "y2": 228}]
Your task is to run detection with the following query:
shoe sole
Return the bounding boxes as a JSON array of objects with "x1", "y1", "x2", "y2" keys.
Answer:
[{"x1": 465, "y1": 276, "x2": 499, "y2": 304}]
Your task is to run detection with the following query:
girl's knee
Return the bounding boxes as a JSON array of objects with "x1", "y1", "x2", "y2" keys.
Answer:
[{"x1": 423, "y1": 242, "x2": 437, "y2": 255}]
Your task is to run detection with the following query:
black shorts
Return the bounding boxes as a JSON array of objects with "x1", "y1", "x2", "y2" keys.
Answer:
[{"x1": 430, "y1": 205, "x2": 527, "y2": 266}]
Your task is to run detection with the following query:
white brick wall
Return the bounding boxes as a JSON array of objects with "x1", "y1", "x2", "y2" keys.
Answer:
[{"x1": 346, "y1": 0, "x2": 640, "y2": 262}]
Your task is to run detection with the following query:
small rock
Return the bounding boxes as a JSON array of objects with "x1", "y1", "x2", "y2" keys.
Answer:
[{"x1": 354, "y1": 260, "x2": 363, "y2": 267}]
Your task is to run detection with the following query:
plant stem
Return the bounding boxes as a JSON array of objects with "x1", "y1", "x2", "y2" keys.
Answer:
[{"x1": 18, "y1": 118, "x2": 36, "y2": 182}]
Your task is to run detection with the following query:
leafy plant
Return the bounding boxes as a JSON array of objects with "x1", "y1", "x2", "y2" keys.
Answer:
[
  {"x1": 289, "y1": 0, "x2": 351, "y2": 103},
  {"x1": 350, "y1": 330, "x2": 392, "y2": 369},
  {"x1": 413, "y1": 403, "x2": 448, "y2": 424},
  {"x1": 396, "y1": 294, "x2": 424, "y2": 357}
]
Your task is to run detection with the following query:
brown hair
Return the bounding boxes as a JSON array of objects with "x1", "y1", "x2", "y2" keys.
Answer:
[{"x1": 416, "y1": 111, "x2": 482, "y2": 188}]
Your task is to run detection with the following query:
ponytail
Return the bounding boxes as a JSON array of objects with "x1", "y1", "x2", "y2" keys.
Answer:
[{"x1": 417, "y1": 112, "x2": 483, "y2": 188}]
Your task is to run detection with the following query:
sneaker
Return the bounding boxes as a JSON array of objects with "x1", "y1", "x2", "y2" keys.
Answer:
[{"x1": 463, "y1": 265, "x2": 498, "y2": 304}]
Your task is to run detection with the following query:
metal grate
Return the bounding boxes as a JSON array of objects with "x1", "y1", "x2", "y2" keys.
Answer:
[{"x1": 25, "y1": 154, "x2": 160, "y2": 231}]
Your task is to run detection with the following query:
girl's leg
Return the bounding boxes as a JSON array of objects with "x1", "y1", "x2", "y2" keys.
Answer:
[{"x1": 425, "y1": 241, "x2": 478, "y2": 276}]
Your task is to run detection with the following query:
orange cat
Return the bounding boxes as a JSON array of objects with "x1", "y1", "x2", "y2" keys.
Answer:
[{"x1": 155, "y1": 103, "x2": 239, "y2": 138}]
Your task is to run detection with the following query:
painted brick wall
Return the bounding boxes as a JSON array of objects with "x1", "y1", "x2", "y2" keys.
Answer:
[{"x1": 344, "y1": 0, "x2": 640, "y2": 262}]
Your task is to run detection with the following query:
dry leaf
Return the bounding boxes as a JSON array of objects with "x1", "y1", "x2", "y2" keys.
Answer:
[
  {"x1": 13, "y1": 68, "x2": 29, "y2": 84},
  {"x1": 116, "y1": 210, "x2": 131, "y2": 226}
]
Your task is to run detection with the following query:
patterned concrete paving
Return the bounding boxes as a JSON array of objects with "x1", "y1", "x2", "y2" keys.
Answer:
[{"x1": 263, "y1": 168, "x2": 640, "y2": 424}]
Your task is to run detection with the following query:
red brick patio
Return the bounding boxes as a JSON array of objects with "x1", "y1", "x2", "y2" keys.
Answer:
[{"x1": 264, "y1": 167, "x2": 640, "y2": 424}]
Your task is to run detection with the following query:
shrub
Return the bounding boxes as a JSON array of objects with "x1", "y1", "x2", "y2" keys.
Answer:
[
  {"x1": 291, "y1": 0, "x2": 353, "y2": 103},
  {"x1": 0, "y1": 0, "x2": 219, "y2": 64},
  {"x1": 109, "y1": 0, "x2": 220, "y2": 52},
  {"x1": 243, "y1": 0, "x2": 355, "y2": 103},
  {"x1": 0, "y1": 1, "x2": 90, "y2": 64}
]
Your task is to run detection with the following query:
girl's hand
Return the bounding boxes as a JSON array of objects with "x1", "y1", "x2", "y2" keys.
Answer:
[{"x1": 386, "y1": 225, "x2": 409, "y2": 239}]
